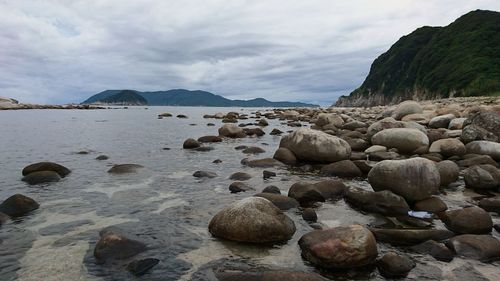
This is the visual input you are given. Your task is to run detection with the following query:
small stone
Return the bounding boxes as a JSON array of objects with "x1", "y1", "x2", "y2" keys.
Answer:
[
  {"x1": 127, "y1": 258, "x2": 160, "y2": 276},
  {"x1": 263, "y1": 170, "x2": 276, "y2": 179},
  {"x1": 302, "y1": 208, "x2": 317, "y2": 222},
  {"x1": 183, "y1": 138, "x2": 200, "y2": 149},
  {"x1": 262, "y1": 185, "x2": 281, "y2": 194},
  {"x1": 96, "y1": 155, "x2": 109, "y2": 160}
]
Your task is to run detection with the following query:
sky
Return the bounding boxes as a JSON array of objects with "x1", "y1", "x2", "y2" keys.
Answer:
[{"x1": 1, "y1": 1, "x2": 499, "y2": 106}]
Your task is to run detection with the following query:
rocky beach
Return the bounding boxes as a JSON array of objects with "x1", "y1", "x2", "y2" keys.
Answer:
[{"x1": 0, "y1": 96, "x2": 499, "y2": 280}]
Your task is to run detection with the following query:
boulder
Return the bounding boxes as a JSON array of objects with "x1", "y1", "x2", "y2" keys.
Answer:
[
  {"x1": 279, "y1": 128, "x2": 351, "y2": 163},
  {"x1": 365, "y1": 145, "x2": 387, "y2": 154},
  {"x1": 229, "y1": 172, "x2": 252, "y2": 181},
  {"x1": 183, "y1": 138, "x2": 200, "y2": 149},
  {"x1": 369, "y1": 228, "x2": 454, "y2": 245},
  {"x1": 0, "y1": 194, "x2": 39, "y2": 217},
  {"x1": 448, "y1": 118, "x2": 467, "y2": 130},
  {"x1": 197, "y1": 135, "x2": 222, "y2": 143},
  {"x1": 428, "y1": 138, "x2": 466, "y2": 157},
  {"x1": 288, "y1": 180, "x2": 346, "y2": 206},
  {"x1": 393, "y1": 101, "x2": 423, "y2": 120},
  {"x1": 436, "y1": 160, "x2": 460, "y2": 187},
  {"x1": 461, "y1": 124, "x2": 498, "y2": 144},
  {"x1": 377, "y1": 252, "x2": 415, "y2": 278},
  {"x1": 0, "y1": 212, "x2": 9, "y2": 225},
  {"x1": 368, "y1": 157, "x2": 440, "y2": 202},
  {"x1": 463, "y1": 109, "x2": 500, "y2": 140},
  {"x1": 96, "y1": 155, "x2": 109, "y2": 160},
  {"x1": 22, "y1": 171, "x2": 61, "y2": 185},
  {"x1": 242, "y1": 146, "x2": 266, "y2": 154},
  {"x1": 298, "y1": 225, "x2": 378, "y2": 269},
  {"x1": 302, "y1": 208, "x2": 317, "y2": 222},
  {"x1": 345, "y1": 187, "x2": 409, "y2": 216},
  {"x1": 229, "y1": 182, "x2": 254, "y2": 193},
  {"x1": 244, "y1": 127, "x2": 266, "y2": 136},
  {"x1": 458, "y1": 155, "x2": 498, "y2": 168},
  {"x1": 315, "y1": 113, "x2": 343, "y2": 127},
  {"x1": 320, "y1": 160, "x2": 362, "y2": 178},
  {"x1": 447, "y1": 234, "x2": 500, "y2": 262},
  {"x1": 193, "y1": 171, "x2": 217, "y2": 178},
  {"x1": 127, "y1": 258, "x2": 160, "y2": 277},
  {"x1": 270, "y1": 128, "x2": 283, "y2": 135},
  {"x1": 108, "y1": 164, "x2": 144, "y2": 174},
  {"x1": 263, "y1": 170, "x2": 276, "y2": 179},
  {"x1": 258, "y1": 119, "x2": 269, "y2": 126},
  {"x1": 441, "y1": 206, "x2": 493, "y2": 234},
  {"x1": 463, "y1": 165, "x2": 500, "y2": 190},
  {"x1": 262, "y1": 185, "x2": 281, "y2": 194},
  {"x1": 465, "y1": 141, "x2": 500, "y2": 161},
  {"x1": 22, "y1": 162, "x2": 71, "y2": 177},
  {"x1": 429, "y1": 114, "x2": 456, "y2": 129},
  {"x1": 254, "y1": 193, "x2": 299, "y2": 210},
  {"x1": 410, "y1": 240, "x2": 454, "y2": 262},
  {"x1": 273, "y1": 147, "x2": 298, "y2": 165},
  {"x1": 413, "y1": 196, "x2": 447, "y2": 213},
  {"x1": 478, "y1": 197, "x2": 500, "y2": 214},
  {"x1": 94, "y1": 227, "x2": 146, "y2": 263},
  {"x1": 208, "y1": 197, "x2": 296, "y2": 243},
  {"x1": 218, "y1": 124, "x2": 246, "y2": 138},
  {"x1": 371, "y1": 128, "x2": 429, "y2": 154}
]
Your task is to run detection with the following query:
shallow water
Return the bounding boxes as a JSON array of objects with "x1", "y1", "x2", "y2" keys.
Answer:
[{"x1": 0, "y1": 107, "x2": 498, "y2": 280}]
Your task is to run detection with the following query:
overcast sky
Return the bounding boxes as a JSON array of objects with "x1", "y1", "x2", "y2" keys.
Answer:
[{"x1": 1, "y1": 0, "x2": 499, "y2": 105}]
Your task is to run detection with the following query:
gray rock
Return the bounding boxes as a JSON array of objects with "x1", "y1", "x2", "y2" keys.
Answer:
[
  {"x1": 371, "y1": 128, "x2": 429, "y2": 154},
  {"x1": 320, "y1": 160, "x2": 362, "y2": 178}
]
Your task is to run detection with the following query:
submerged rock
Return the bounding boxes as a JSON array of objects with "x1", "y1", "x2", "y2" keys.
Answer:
[
  {"x1": 22, "y1": 171, "x2": 61, "y2": 185},
  {"x1": 368, "y1": 157, "x2": 440, "y2": 202},
  {"x1": 242, "y1": 146, "x2": 266, "y2": 154},
  {"x1": 127, "y1": 258, "x2": 160, "y2": 277},
  {"x1": 245, "y1": 158, "x2": 285, "y2": 168},
  {"x1": 193, "y1": 171, "x2": 217, "y2": 178},
  {"x1": 279, "y1": 128, "x2": 351, "y2": 163},
  {"x1": 208, "y1": 197, "x2": 296, "y2": 243},
  {"x1": 298, "y1": 225, "x2": 378, "y2": 269},
  {"x1": 22, "y1": 161, "x2": 71, "y2": 177},
  {"x1": 93, "y1": 227, "x2": 146, "y2": 263},
  {"x1": 96, "y1": 155, "x2": 109, "y2": 160},
  {"x1": 107, "y1": 164, "x2": 144, "y2": 174},
  {"x1": 0, "y1": 194, "x2": 39, "y2": 217}
]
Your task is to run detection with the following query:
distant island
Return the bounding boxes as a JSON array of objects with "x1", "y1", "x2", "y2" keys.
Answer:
[
  {"x1": 82, "y1": 89, "x2": 318, "y2": 107},
  {"x1": 336, "y1": 10, "x2": 500, "y2": 107}
]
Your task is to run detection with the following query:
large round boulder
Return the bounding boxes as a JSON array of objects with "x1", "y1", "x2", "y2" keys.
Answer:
[
  {"x1": 345, "y1": 187, "x2": 409, "y2": 216},
  {"x1": 183, "y1": 138, "x2": 200, "y2": 149},
  {"x1": 208, "y1": 197, "x2": 296, "y2": 243},
  {"x1": 465, "y1": 141, "x2": 500, "y2": 161},
  {"x1": 218, "y1": 124, "x2": 246, "y2": 138},
  {"x1": 429, "y1": 114, "x2": 456, "y2": 129},
  {"x1": 273, "y1": 147, "x2": 298, "y2": 165},
  {"x1": 298, "y1": 225, "x2": 378, "y2": 269},
  {"x1": 462, "y1": 164, "x2": 500, "y2": 190},
  {"x1": 428, "y1": 138, "x2": 466, "y2": 157},
  {"x1": 392, "y1": 101, "x2": 423, "y2": 120},
  {"x1": 254, "y1": 193, "x2": 299, "y2": 210},
  {"x1": 371, "y1": 128, "x2": 429, "y2": 154},
  {"x1": 0, "y1": 194, "x2": 39, "y2": 217},
  {"x1": 22, "y1": 162, "x2": 71, "y2": 177},
  {"x1": 377, "y1": 252, "x2": 415, "y2": 278},
  {"x1": 279, "y1": 128, "x2": 351, "y2": 163},
  {"x1": 441, "y1": 206, "x2": 493, "y2": 234},
  {"x1": 320, "y1": 160, "x2": 362, "y2": 178},
  {"x1": 368, "y1": 157, "x2": 440, "y2": 202},
  {"x1": 436, "y1": 160, "x2": 460, "y2": 187},
  {"x1": 315, "y1": 113, "x2": 343, "y2": 127},
  {"x1": 22, "y1": 171, "x2": 61, "y2": 185}
]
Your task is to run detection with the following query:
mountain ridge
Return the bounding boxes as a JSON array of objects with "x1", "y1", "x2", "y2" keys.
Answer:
[{"x1": 82, "y1": 89, "x2": 318, "y2": 107}]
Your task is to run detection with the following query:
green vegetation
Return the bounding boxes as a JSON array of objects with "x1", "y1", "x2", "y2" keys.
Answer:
[
  {"x1": 100, "y1": 90, "x2": 148, "y2": 105},
  {"x1": 348, "y1": 10, "x2": 500, "y2": 101}
]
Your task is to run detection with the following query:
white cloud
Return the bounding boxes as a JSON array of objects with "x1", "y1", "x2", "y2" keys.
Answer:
[{"x1": 0, "y1": 0, "x2": 498, "y2": 105}]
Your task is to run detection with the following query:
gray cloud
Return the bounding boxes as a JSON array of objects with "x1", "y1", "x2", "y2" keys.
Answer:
[{"x1": 0, "y1": 0, "x2": 499, "y2": 105}]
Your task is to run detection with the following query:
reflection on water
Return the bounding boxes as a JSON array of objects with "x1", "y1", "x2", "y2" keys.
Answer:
[{"x1": 0, "y1": 107, "x2": 498, "y2": 280}]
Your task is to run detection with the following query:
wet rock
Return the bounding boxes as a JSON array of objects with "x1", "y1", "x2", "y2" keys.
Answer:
[
  {"x1": 243, "y1": 127, "x2": 266, "y2": 136},
  {"x1": 229, "y1": 172, "x2": 251, "y2": 181},
  {"x1": 212, "y1": 159, "x2": 222, "y2": 164},
  {"x1": 254, "y1": 193, "x2": 299, "y2": 210},
  {"x1": 0, "y1": 212, "x2": 9, "y2": 225},
  {"x1": 229, "y1": 182, "x2": 254, "y2": 193},
  {"x1": 288, "y1": 180, "x2": 346, "y2": 206},
  {"x1": 242, "y1": 146, "x2": 265, "y2": 154},
  {"x1": 270, "y1": 128, "x2": 283, "y2": 135},
  {"x1": 393, "y1": 101, "x2": 423, "y2": 120},
  {"x1": 478, "y1": 197, "x2": 500, "y2": 213},
  {"x1": 0, "y1": 194, "x2": 39, "y2": 217},
  {"x1": 107, "y1": 164, "x2": 144, "y2": 174},
  {"x1": 279, "y1": 128, "x2": 351, "y2": 163},
  {"x1": 193, "y1": 171, "x2": 217, "y2": 178},
  {"x1": 320, "y1": 160, "x2": 362, "y2": 178},
  {"x1": 234, "y1": 145, "x2": 248, "y2": 150},
  {"x1": 345, "y1": 187, "x2": 409, "y2": 216},
  {"x1": 22, "y1": 170, "x2": 61, "y2": 185},
  {"x1": 183, "y1": 138, "x2": 200, "y2": 149},
  {"x1": 94, "y1": 227, "x2": 146, "y2": 263},
  {"x1": 413, "y1": 196, "x2": 447, "y2": 213},
  {"x1": 218, "y1": 124, "x2": 246, "y2": 138},
  {"x1": 197, "y1": 135, "x2": 222, "y2": 143},
  {"x1": 22, "y1": 161, "x2": 71, "y2": 177},
  {"x1": 96, "y1": 155, "x2": 109, "y2": 160},
  {"x1": 368, "y1": 228, "x2": 454, "y2": 245},
  {"x1": 257, "y1": 119, "x2": 269, "y2": 126},
  {"x1": 298, "y1": 225, "x2": 378, "y2": 269},
  {"x1": 273, "y1": 147, "x2": 297, "y2": 165},
  {"x1": 158, "y1": 112, "x2": 172, "y2": 117},
  {"x1": 441, "y1": 206, "x2": 493, "y2": 234},
  {"x1": 127, "y1": 258, "x2": 160, "y2": 277},
  {"x1": 208, "y1": 197, "x2": 296, "y2": 243},
  {"x1": 352, "y1": 160, "x2": 376, "y2": 174},
  {"x1": 465, "y1": 140, "x2": 500, "y2": 160},
  {"x1": 447, "y1": 234, "x2": 500, "y2": 262},
  {"x1": 262, "y1": 185, "x2": 281, "y2": 194},
  {"x1": 463, "y1": 164, "x2": 500, "y2": 190},
  {"x1": 195, "y1": 146, "x2": 214, "y2": 152},
  {"x1": 429, "y1": 114, "x2": 456, "y2": 129},
  {"x1": 429, "y1": 138, "x2": 466, "y2": 157},
  {"x1": 410, "y1": 240, "x2": 454, "y2": 262},
  {"x1": 302, "y1": 208, "x2": 317, "y2": 222},
  {"x1": 246, "y1": 158, "x2": 285, "y2": 168},
  {"x1": 436, "y1": 160, "x2": 460, "y2": 187},
  {"x1": 377, "y1": 252, "x2": 415, "y2": 278},
  {"x1": 371, "y1": 128, "x2": 429, "y2": 154},
  {"x1": 176, "y1": 114, "x2": 188, "y2": 118},
  {"x1": 368, "y1": 157, "x2": 440, "y2": 202},
  {"x1": 207, "y1": 123, "x2": 215, "y2": 126},
  {"x1": 263, "y1": 170, "x2": 276, "y2": 179}
]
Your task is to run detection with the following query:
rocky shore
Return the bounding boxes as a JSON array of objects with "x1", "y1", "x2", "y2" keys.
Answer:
[
  {"x1": 0, "y1": 97, "x2": 104, "y2": 110},
  {"x1": 1, "y1": 96, "x2": 499, "y2": 280}
]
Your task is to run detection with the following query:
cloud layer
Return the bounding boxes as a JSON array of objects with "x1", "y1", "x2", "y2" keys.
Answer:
[{"x1": 1, "y1": 0, "x2": 498, "y2": 105}]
